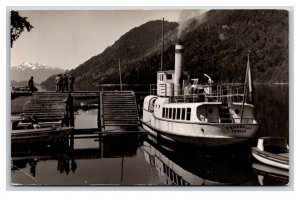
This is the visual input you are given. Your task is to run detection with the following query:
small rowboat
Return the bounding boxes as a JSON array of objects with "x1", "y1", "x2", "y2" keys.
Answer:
[
  {"x1": 252, "y1": 163, "x2": 289, "y2": 185},
  {"x1": 251, "y1": 137, "x2": 289, "y2": 170},
  {"x1": 11, "y1": 127, "x2": 73, "y2": 145}
]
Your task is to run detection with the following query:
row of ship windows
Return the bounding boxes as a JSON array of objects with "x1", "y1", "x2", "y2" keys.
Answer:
[
  {"x1": 162, "y1": 107, "x2": 192, "y2": 121},
  {"x1": 163, "y1": 163, "x2": 190, "y2": 186}
]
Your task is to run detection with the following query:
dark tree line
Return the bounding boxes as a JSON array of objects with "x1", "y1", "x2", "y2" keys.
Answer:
[{"x1": 11, "y1": 10, "x2": 33, "y2": 47}]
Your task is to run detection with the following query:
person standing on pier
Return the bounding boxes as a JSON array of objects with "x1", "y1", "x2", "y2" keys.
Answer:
[
  {"x1": 69, "y1": 74, "x2": 75, "y2": 92},
  {"x1": 63, "y1": 74, "x2": 69, "y2": 92},
  {"x1": 28, "y1": 76, "x2": 37, "y2": 92},
  {"x1": 59, "y1": 74, "x2": 63, "y2": 92},
  {"x1": 55, "y1": 74, "x2": 61, "y2": 92}
]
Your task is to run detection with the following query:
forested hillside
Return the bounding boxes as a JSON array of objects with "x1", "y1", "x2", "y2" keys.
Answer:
[
  {"x1": 179, "y1": 10, "x2": 289, "y2": 83},
  {"x1": 42, "y1": 10, "x2": 288, "y2": 90}
]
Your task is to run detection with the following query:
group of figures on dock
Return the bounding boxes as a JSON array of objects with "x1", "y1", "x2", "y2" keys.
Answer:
[{"x1": 55, "y1": 74, "x2": 75, "y2": 93}]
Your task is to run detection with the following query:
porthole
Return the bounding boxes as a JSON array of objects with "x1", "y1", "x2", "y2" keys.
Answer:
[
  {"x1": 235, "y1": 109, "x2": 240, "y2": 114},
  {"x1": 208, "y1": 108, "x2": 213, "y2": 114}
]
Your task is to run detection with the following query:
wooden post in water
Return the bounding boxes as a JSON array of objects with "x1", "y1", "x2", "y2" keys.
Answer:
[
  {"x1": 67, "y1": 93, "x2": 75, "y2": 127},
  {"x1": 97, "y1": 92, "x2": 102, "y2": 131},
  {"x1": 118, "y1": 58, "x2": 123, "y2": 91},
  {"x1": 67, "y1": 93, "x2": 75, "y2": 150}
]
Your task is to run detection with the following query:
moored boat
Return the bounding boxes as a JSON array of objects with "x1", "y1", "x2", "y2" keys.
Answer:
[
  {"x1": 11, "y1": 127, "x2": 73, "y2": 145},
  {"x1": 251, "y1": 137, "x2": 289, "y2": 170},
  {"x1": 141, "y1": 41, "x2": 259, "y2": 147},
  {"x1": 252, "y1": 163, "x2": 289, "y2": 185}
]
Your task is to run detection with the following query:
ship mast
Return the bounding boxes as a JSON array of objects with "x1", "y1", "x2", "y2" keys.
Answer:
[{"x1": 160, "y1": 18, "x2": 164, "y2": 71}]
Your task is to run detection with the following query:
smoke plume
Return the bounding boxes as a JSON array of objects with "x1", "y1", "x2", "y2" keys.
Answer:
[{"x1": 177, "y1": 10, "x2": 208, "y2": 38}]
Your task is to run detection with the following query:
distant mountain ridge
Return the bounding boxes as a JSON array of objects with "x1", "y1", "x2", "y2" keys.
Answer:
[
  {"x1": 11, "y1": 80, "x2": 30, "y2": 87},
  {"x1": 42, "y1": 10, "x2": 288, "y2": 90},
  {"x1": 12, "y1": 62, "x2": 64, "y2": 84}
]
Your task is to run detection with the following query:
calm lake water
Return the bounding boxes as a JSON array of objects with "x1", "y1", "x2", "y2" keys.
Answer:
[{"x1": 11, "y1": 84, "x2": 289, "y2": 186}]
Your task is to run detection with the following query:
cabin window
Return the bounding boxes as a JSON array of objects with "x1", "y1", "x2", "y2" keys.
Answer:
[
  {"x1": 166, "y1": 108, "x2": 169, "y2": 118},
  {"x1": 169, "y1": 108, "x2": 172, "y2": 119},
  {"x1": 172, "y1": 108, "x2": 176, "y2": 119},
  {"x1": 162, "y1": 108, "x2": 165, "y2": 118},
  {"x1": 208, "y1": 108, "x2": 213, "y2": 114},
  {"x1": 167, "y1": 74, "x2": 172, "y2": 80},
  {"x1": 186, "y1": 108, "x2": 191, "y2": 120},
  {"x1": 161, "y1": 74, "x2": 164, "y2": 81},
  {"x1": 176, "y1": 108, "x2": 181, "y2": 119},
  {"x1": 181, "y1": 108, "x2": 186, "y2": 120}
]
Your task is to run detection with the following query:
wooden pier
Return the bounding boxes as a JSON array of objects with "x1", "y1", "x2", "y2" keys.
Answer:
[
  {"x1": 101, "y1": 91, "x2": 140, "y2": 127},
  {"x1": 11, "y1": 91, "x2": 143, "y2": 138}
]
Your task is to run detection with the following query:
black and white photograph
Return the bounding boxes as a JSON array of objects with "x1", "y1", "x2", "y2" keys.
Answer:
[{"x1": 10, "y1": 8, "x2": 290, "y2": 186}]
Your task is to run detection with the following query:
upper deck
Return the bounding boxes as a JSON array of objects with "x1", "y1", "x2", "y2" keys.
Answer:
[{"x1": 150, "y1": 82, "x2": 249, "y2": 104}]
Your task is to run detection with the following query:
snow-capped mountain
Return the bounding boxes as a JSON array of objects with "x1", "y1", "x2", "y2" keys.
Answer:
[
  {"x1": 14, "y1": 62, "x2": 49, "y2": 70},
  {"x1": 11, "y1": 62, "x2": 65, "y2": 84}
]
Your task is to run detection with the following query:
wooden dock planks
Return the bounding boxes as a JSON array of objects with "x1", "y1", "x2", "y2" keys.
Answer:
[
  {"x1": 11, "y1": 92, "x2": 68, "y2": 122},
  {"x1": 101, "y1": 91, "x2": 140, "y2": 127},
  {"x1": 11, "y1": 91, "x2": 140, "y2": 136}
]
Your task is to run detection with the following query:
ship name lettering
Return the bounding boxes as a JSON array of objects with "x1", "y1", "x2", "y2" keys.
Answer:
[
  {"x1": 231, "y1": 129, "x2": 247, "y2": 133},
  {"x1": 225, "y1": 125, "x2": 252, "y2": 131}
]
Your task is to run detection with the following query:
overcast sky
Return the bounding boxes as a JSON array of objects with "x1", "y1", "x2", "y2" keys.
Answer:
[{"x1": 11, "y1": 10, "x2": 182, "y2": 70}]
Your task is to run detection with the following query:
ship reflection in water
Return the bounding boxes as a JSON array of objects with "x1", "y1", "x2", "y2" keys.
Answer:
[
  {"x1": 144, "y1": 135, "x2": 253, "y2": 186},
  {"x1": 11, "y1": 132, "x2": 289, "y2": 186},
  {"x1": 144, "y1": 135, "x2": 289, "y2": 186}
]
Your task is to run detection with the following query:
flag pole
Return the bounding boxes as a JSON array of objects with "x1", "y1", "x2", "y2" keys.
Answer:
[{"x1": 240, "y1": 50, "x2": 251, "y2": 122}]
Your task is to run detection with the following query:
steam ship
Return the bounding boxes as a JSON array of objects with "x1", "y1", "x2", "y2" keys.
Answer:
[{"x1": 141, "y1": 41, "x2": 259, "y2": 147}]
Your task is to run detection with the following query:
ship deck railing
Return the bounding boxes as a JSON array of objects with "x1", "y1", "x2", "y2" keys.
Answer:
[{"x1": 150, "y1": 84, "x2": 249, "y2": 103}]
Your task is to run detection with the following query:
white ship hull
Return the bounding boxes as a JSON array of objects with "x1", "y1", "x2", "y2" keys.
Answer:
[{"x1": 141, "y1": 111, "x2": 258, "y2": 147}]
